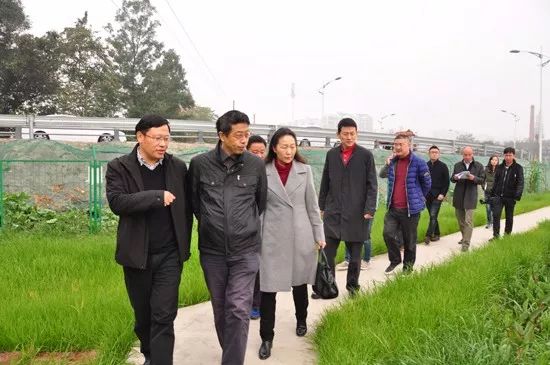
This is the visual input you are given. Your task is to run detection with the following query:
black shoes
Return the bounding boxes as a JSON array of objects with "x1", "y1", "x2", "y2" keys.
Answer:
[
  {"x1": 296, "y1": 321, "x2": 307, "y2": 337},
  {"x1": 258, "y1": 340, "x2": 273, "y2": 360},
  {"x1": 424, "y1": 236, "x2": 430, "y2": 245},
  {"x1": 310, "y1": 292, "x2": 321, "y2": 299},
  {"x1": 143, "y1": 358, "x2": 151, "y2": 365},
  {"x1": 431, "y1": 235, "x2": 440, "y2": 242},
  {"x1": 384, "y1": 264, "x2": 398, "y2": 274}
]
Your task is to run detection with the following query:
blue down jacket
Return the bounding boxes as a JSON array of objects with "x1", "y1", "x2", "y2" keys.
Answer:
[{"x1": 386, "y1": 153, "x2": 431, "y2": 215}]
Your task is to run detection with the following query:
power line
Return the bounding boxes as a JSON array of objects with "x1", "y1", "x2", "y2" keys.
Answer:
[
  {"x1": 162, "y1": 0, "x2": 226, "y2": 97},
  {"x1": 108, "y1": 0, "x2": 120, "y2": 10}
]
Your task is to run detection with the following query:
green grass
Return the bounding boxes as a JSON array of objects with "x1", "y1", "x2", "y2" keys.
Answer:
[
  {"x1": 334, "y1": 191, "x2": 550, "y2": 262},
  {"x1": 0, "y1": 192, "x2": 548, "y2": 364},
  {"x1": 313, "y1": 221, "x2": 550, "y2": 365},
  {"x1": 0, "y1": 231, "x2": 207, "y2": 364}
]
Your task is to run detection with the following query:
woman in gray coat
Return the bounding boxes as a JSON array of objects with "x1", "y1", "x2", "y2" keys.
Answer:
[{"x1": 258, "y1": 128, "x2": 326, "y2": 360}]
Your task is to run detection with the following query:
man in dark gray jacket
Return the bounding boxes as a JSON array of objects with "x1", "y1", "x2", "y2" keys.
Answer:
[
  {"x1": 318, "y1": 118, "x2": 378, "y2": 295},
  {"x1": 451, "y1": 146, "x2": 485, "y2": 252},
  {"x1": 188, "y1": 110, "x2": 267, "y2": 365},
  {"x1": 106, "y1": 115, "x2": 193, "y2": 365}
]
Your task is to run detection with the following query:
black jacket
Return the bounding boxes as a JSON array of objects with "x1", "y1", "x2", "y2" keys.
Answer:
[
  {"x1": 490, "y1": 160, "x2": 524, "y2": 201},
  {"x1": 106, "y1": 144, "x2": 193, "y2": 269},
  {"x1": 427, "y1": 159, "x2": 450, "y2": 198},
  {"x1": 188, "y1": 144, "x2": 267, "y2": 256},
  {"x1": 318, "y1": 144, "x2": 378, "y2": 242}
]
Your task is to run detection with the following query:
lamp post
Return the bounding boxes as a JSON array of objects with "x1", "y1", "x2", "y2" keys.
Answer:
[
  {"x1": 510, "y1": 48, "x2": 550, "y2": 162},
  {"x1": 318, "y1": 76, "x2": 342, "y2": 128},
  {"x1": 500, "y1": 109, "x2": 519, "y2": 149},
  {"x1": 378, "y1": 113, "x2": 396, "y2": 132}
]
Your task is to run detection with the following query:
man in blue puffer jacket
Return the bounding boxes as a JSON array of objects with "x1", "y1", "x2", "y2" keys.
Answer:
[{"x1": 383, "y1": 134, "x2": 431, "y2": 274}]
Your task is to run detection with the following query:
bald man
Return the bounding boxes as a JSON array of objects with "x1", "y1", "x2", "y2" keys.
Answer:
[{"x1": 451, "y1": 146, "x2": 485, "y2": 251}]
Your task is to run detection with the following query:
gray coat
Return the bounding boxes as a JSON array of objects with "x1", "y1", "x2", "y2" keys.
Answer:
[
  {"x1": 260, "y1": 161, "x2": 325, "y2": 293},
  {"x1": 451, "y1": 159, "x2": 485, "y2": 210}
]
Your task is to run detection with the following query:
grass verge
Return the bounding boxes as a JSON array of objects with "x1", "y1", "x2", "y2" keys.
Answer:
[
  {"x1": 0, "y1": 192, "x2": 548, "y2": 363},
  {"x1": 313, "y1": 220, "x2": 550, "y2": 364},
  {"x1": 0, "y1": 232, "x2": 207, "y2": 364}
]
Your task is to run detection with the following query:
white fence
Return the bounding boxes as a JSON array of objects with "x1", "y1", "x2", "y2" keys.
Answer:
[{"x1": 0, "y1": 114, "x2": 530, "y2": 159}]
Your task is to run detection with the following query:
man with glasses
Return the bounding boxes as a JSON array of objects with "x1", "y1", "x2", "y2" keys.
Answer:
[
  {"x1": 106, "y1": 115, "x2": 193, "y2": 365},
  {"x1": 382, "y1": 134, "x2": 431, "y2": 274},
  {"x1": 189, "y1": 110, "x2": 267, "y2": 365}
]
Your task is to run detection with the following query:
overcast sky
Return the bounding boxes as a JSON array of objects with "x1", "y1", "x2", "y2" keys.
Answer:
[{"x1": 21, "y1": 0, "x2": 550, "y2": 141}]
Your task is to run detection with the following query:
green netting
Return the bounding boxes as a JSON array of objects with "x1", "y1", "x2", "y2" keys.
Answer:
[{"x1": 0, "y1": 139, "x2": 547, "y2": 233}]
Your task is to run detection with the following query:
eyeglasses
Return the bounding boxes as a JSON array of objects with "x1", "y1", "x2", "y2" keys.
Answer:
[{"x1": 145, "y1": 134, "x2": 171, "y2": 144}]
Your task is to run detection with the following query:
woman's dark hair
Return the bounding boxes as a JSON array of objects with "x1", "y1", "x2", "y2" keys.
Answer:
[
  {"x1": 486, "y1": 154, "x2": 499, "y2": 172},
  {"x1": 265, "y1": 127, "x2": 307, "y2": 164},
  {"x1": 135, "y1": 114, "x2": 170, "y2": 134},
  {"x1": 216, "y1": 110, "x2": 250, "y2": 135},
  {"x1": 247, "y1": 135, "x2": 267, "y2": 149},
  {"x1": 337, "y1": 118, "x2": 357, "y2": 134}
]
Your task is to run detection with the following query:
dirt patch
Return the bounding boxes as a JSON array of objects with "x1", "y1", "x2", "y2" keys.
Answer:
[{"x1": 0, "y1": 351, "x2": 97, "y2": 364}]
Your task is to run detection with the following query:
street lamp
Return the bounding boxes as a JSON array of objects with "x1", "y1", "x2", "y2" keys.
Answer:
[
  {"x1": 500, "y1": 109, "x2": 519, "y2": 149},
  {"x1": 510, "y1": 48, "x2": 550, "y2": 162},
  {"x1": 318, "y1": 76, "x2": 342, "y2": 127},
  {"x1": 378, "y1": 113, "x2": 396, "y2": 132}
]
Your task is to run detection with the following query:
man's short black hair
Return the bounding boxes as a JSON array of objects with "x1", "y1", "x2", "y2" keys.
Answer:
[
  {"x1": 429, "y1": 145, "x2": 439, "y2": 151},
  {"x1": 337, "y1": 118, "x2": 357, "y2": 134},
  {"x1": 216, "y1": 110, "x2": 250, "y2": 135},
  {"x1": 247, "y1": 135, "x2": 267, "y2": 149},
  {"x1": 503, "y1": 147, "x2": 516, "y2": 155},
  {"x1": 135, "y1": 114, "x2": 170, "y2": 134}
]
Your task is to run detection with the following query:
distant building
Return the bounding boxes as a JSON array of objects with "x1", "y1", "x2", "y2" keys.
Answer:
[{"x1": 295, "y1": 113, "x2": 374, "y2": 131}]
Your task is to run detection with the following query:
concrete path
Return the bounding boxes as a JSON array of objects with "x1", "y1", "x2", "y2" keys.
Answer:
[{"x1": 129, "y1": 207, "x2": 550, "y2": 365}]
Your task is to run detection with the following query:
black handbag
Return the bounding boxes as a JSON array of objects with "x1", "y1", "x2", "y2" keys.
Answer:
[{"x1": 312, "y1": 249, "x2": 339, "y2": 299}]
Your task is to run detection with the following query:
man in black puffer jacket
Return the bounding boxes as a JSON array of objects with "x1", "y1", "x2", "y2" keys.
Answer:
[{"x1": 490, "y1": 147, "x2": 524, "y2": 239}]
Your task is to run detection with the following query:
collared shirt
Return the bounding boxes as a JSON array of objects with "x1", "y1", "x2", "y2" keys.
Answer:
[
  {"x1": 464, "y1": 161, "x2": 471, "y2": 170},
  {"x1": 219, "y1": 147, "x2": 238, "y2": 170},
  {"x1": 137, "y1": 147, "x2": 163, "y2": 171},
  {"x1": 340, "y1": 143, "x2": 356, "y2": 166}
]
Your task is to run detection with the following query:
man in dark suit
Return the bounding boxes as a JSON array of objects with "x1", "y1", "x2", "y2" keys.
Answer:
[
  {"x1": 106, "y1": 115, "x2": 193, "y2": 365},
  {"x1": 318, "y1": 118, "x2": 378, "y2": 295}
]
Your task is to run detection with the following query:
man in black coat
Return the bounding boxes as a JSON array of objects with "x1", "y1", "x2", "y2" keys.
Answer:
[
  {"x1": 490, "y1": 147, "x2": 524, "y2": 239},
  {"x1": 318, "y1": 118, "x2": 378, "y2": 295},
  {"x1": 106, "y1": 115, "x2": 193, "y2": 365},
  {"x1": 424, "y1": 145, "x2": 450, "y2": 244},
  {"x1": 188, "y1": 110, "x2": 267, "y2": 365}
]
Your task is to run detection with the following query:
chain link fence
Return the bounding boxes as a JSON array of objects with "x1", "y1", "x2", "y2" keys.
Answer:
[{"x1": 0, "y1": 140, "x2": 547, "y2": 232}]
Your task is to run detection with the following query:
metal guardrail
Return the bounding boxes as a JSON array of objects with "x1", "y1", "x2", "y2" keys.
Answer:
[{"x1": 0, "y1": 114, "x2": 530, "y2": 158}]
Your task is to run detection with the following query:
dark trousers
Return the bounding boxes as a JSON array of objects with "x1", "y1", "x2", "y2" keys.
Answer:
[
  {"x1": 325, "y1": 237, "x2": 362, "y2": 292},
  {"x1": 383, "y1": 208, "x2": 420, "y2": 269},
  {"x1": 492, "y1": 197, "x2": 516, "y2": 237},
  {"x1": 252, "y1": 272, "x2": 261, "y2": 309},
  {"x1": 259, "y1": 284, "x2": 308, "y2": 341},
  {"x1": 425, "y1": 195, "x2": 442, "y2": 237},
  {"x1": 200, "y1": 253, "x2": 259, "y2": 365},
  {"x1": 123, "y1": 248, "x2": 182, "y2": 365}
]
